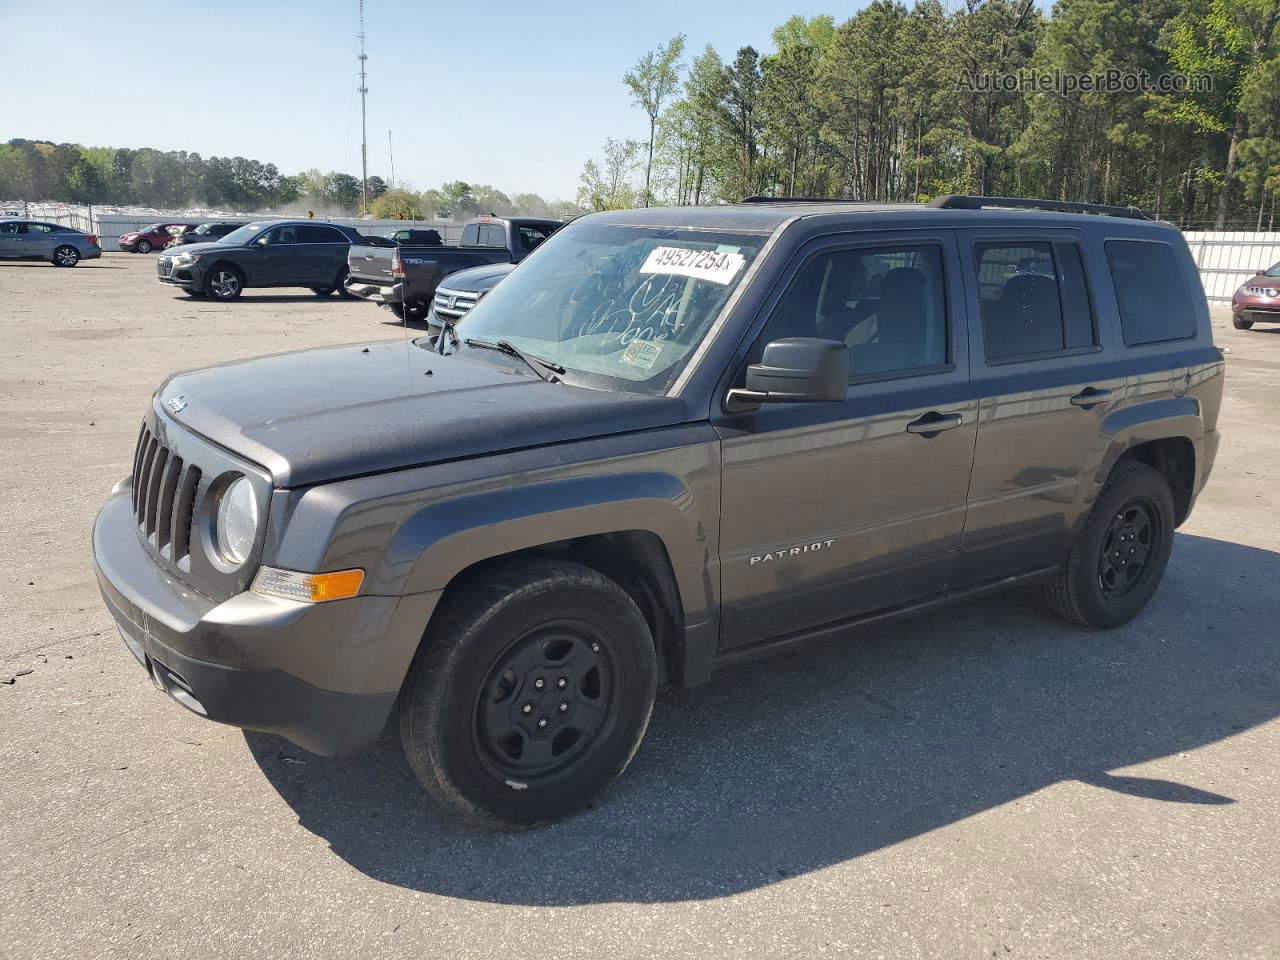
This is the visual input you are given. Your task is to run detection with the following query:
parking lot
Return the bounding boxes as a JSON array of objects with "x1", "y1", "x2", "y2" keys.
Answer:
[{"x1": 2, "y1": 251, "x2": 1278, "y2": 958}]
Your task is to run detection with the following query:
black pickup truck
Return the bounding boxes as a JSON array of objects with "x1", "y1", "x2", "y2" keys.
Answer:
[{"x1": 344, "y1": 216, "x2": 560, "y2": 320}]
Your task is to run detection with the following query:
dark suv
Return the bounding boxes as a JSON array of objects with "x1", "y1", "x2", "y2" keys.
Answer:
[
  {"x1": 171, "y1": 221, "x2": 247, "y2": 246},
  {"x1": 95, "y1": 196, "x2": 1222, "y2": 827},
  {"x1": 156, "y1": 220, "x2": 362, "y2": 300}
]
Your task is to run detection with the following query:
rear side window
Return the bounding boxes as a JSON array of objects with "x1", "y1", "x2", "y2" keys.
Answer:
[
  {"x1": 299, "y1": 225, "x2": 345, "y2": 243},
  {"x1": 518, "y1": 224, "x2": 552, "y2": 251},
  {"x1": 27, "y1": 223, "x2": 54, "y2": 233},
  {"x1": 975, "y1": 240, "x2": 1097, "y2": 361},
  {"x1": 1105, "y1": 240, "x2": 1196, "y2": 345}
]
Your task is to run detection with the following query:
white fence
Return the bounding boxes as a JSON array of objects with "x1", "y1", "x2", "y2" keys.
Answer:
[
  {"x1": 1182, "y1": 232, "x2": 1280, "y2": 302},
  {"x1": 15, "y1": 203, "x2": 463, "y2": 251}
]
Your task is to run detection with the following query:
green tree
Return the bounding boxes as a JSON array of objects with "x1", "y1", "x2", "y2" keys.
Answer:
[
  {"x1": 624, "y1": 34, "x2": 686, "y2": 206},
  {"x1": 369, "y1": 189, "x2": 424, "y2": 219}
]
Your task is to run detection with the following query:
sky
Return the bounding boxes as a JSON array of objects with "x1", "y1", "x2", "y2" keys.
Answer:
[{"x1": 3, "y1": 0, "x2": 853, "y2": 202}]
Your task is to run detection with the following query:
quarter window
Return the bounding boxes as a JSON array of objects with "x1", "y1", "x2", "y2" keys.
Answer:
[
  {"x1": 975, "y1": 241, "x2": 1097, "y2": 361},
  {"x1": 1104, "y1": 240, "x2": 1196, "y2": 345},
  {"x1": 760, "y1": 244, "x2": 949, "y2": 379}
]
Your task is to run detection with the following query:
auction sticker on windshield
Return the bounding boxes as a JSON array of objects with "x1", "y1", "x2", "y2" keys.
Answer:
[{"x1": 639, "y1": 246, "x2": 746, "y2": 285}]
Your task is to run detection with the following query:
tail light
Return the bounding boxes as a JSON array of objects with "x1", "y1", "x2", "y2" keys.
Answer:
[
  {"x1": 391, "y1": 248, "x2": 405, "y2": 278},
  {"x1": 86, "y1": 235, "x2": 98, "y2": 246}
]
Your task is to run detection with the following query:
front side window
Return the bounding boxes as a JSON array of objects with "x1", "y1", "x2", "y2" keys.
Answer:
[
  {"x1": 0, "y1": 221, "x2": 23, "y2": 235},
  {"x1": 1105, "y1": 239, "x2": 1196, "y2": 345},
  {"x1": 976, "y1": 240, "x2": 1097, "y2": 361},
  {"x1": 437, "y1": 222, "x2": 764, "y2": 395},
  {"x1": 760, "y1": 244, "x2": 948, "y2": 378},
  {"x1": 267, "y1": 225, "x2": 299, "y2": 244}
]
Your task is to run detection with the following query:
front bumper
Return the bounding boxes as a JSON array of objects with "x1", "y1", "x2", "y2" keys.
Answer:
[
  {"x1": 157, "y1": 256, "x2": 202, "y2": 288},
  {"x1": 345, "y1": 277, "x2": 403, "y2": 306},
  {"x1": 93, "y1": 487, "x2": 438, "y2": 756}
]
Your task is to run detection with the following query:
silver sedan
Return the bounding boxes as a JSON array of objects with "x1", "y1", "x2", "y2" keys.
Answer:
[{"x1": 0, "y1": 219, "x2": 102, "y2": 266}]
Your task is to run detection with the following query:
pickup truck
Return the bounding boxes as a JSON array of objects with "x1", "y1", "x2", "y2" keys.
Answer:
[
  {"x1": 344, "y1": 216, "x2": 560, "y2": 321},
  {"x1": 94, "y1": 195, "x2": 1222, "y2": 828}
]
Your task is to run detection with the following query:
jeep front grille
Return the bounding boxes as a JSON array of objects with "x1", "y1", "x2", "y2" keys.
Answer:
[{"x1": 131, "y1": 424, "x2": 202, "y2": 562}]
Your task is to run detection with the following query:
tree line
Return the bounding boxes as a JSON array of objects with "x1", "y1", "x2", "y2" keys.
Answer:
[
  {"x1": 581, "y1": 0, "x2": 1280, "y2": 229},
  {"x1": 0, "y1": 138, "x2": 577, "y2": 221}
]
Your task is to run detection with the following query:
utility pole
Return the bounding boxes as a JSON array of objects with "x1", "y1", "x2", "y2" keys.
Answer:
[
  {"x1": 388, "y1": 129, "x2": 395, "y2": 189},
  {"x1": 357, "y1": 0, "x2": 369, "y2": 213}
]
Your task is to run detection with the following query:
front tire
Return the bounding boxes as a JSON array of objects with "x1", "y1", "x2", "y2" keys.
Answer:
[
  {"x1": 53, "y1": 245, "x2": 80, "y2": 267},
  {"x1": 399, "y1": 560, "x2": 657, "y2": 828},
  {"x1": 1233, "y1": 316, "x2": 1254, "y2": 330},
  {"x1": 204, "y1": 265, "x2": 244, "y2": 301},
  {"x1": 1044, "y1": 461, "x2": 1175, "y2": 629},
  {"x1": 310, "y1": 286, "x2": 335, "y2": 296},
  {"x1": 136, "y1": 239, "x2": 152, "y2": 254},
  {"x1": 334, "y1": 266, "x2": 354, "y2": 298}
]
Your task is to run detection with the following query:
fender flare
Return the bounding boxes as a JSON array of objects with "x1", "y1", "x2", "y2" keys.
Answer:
[{"x1": 370, "y1": 471, "x2": 714, "y2": 623}]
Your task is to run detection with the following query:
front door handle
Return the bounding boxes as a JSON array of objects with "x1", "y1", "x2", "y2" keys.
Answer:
[
  {"x1": 1070, "y1": 387, "x2": 1114, "y2": 409},
  {"x1": 906, "y1": 412, "x2": 965, "y2": 436}
]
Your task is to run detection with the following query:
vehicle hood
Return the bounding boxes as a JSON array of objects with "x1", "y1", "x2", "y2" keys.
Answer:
[
  {"x1": 156, "y1": 339, "x2": 688, "y2": 487},
  {"x1": 168, "y1": 240, "x2": 238, "y2": 257},
  {"x1": 441, "y1": 261, "x2": 517, "y2": 292}
]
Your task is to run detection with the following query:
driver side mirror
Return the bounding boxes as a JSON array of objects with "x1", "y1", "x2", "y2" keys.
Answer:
[
  {"x1": 255, "y1": 236, "x2": 269, "y2": 249},
  {"x1": 725, "y1": 337, "x2": 849, "y2": 414}
]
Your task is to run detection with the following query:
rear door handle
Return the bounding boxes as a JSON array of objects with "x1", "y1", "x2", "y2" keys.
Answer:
[
  {"x1": 1070, "y1": 387, "x2": 1114, "y2": 408},
  {"x1": 906, "y1": 412, "x2": 965, "y2": 435}
]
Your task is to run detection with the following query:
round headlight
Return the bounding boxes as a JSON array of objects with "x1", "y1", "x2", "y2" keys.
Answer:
[{"x1": 215, "y1": 476, "x2": 258, "y2": 566}]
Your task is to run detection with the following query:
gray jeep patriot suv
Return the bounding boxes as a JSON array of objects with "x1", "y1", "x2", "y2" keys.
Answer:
[{"x1": 94, "y1": 195, "x2": 1223, "y2": 827}]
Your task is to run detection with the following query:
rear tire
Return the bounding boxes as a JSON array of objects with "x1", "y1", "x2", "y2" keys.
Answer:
[
  {"x1": 399, "y1": 560, "x2": 657, "y2": 829},
  {"x1": 204, "y1": 264, "x2": 244, "y2": 301},
  {"x1": 53, "y1": 245, "x2": 80, "y2": 267},
  {"x1": 388, "y1": 302, "x2": 426, "y2": 322},
  {"x1": 1233, "y1": 316, "x2": 1254, "y2": 330},
  {"x1": 136, "y1": 239, "x2": 152, "y2": 254},
  {"x1": 334, "y1": 266, "x2": 354, "y2": 298},
  {"x1": 1044, "y1": 461, "x2": 1175, "y2": 629}
]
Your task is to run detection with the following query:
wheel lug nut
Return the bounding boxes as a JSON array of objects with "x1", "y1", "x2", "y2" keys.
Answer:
[
  {"x1": 537, "y1": 718, "x2": 548, "y2": 729},
  {"x1": 533, "y1": 678, "x2": 545, "y2": 690},
  {"x1": 521, "y1": 703, "x2": 533, "y2": 715},
  {"x1": 557, "y1": 677, "x2": 567, "y2": 689},
  {"x1": 559, "y1": 701, "x2": 569, "y2": 713},
  {"x1": 591, "y1": 643, "x2": 600, "y2": 652}
]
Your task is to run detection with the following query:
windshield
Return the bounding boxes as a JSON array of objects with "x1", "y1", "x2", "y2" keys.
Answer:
[
  {"x1": 1265, "y1": 262, "x2": 1280, "y2": 277},
  {"x1": 435, "y1": 222, "x2": 764, "y2": 395},
  {"x1": 217, "y1": 222, "x2": 268, "y2": 245}
]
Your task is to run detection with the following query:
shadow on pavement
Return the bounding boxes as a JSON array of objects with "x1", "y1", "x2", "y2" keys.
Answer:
[{"x1": 246, "y1": 532, "x2": 1279, "y2": 904}]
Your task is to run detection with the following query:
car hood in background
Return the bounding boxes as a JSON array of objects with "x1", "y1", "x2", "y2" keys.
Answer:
[
  {"x1": 156, "y1": 340, "x2": 688, "y2": 487},
  {"x1": 166, "y1": 241, "x2": 239, "y2": 257},
  {"x1": 441, "y1": 261, "x2": 517, "y2": 292}
]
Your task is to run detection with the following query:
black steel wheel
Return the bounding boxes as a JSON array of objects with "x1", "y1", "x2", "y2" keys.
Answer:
[
  {"x1": 399, "y1": 559, "x2": 657, "y2": 828},
  {"x1": 474, "y1": 622, "x2": 614, "y2": 783},
  {"x1": 1045, "y1": 460, "x2": 1175, "y2": 628}
]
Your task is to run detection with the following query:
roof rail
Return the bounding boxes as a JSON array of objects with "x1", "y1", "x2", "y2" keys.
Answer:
[
  {"x1": 740, "y1": 195, "x2": 851, "y2": 204},
  {"x1": 928, "y1": 194, "x2": 1151, "y2": 221}
]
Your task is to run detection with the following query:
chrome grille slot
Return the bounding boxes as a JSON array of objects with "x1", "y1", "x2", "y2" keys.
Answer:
[
  {"x1": 155, "y1": 455, "x2": 183, "y2": 552},
  {"x1": 171, "y1": 466, "x2": 201, "y2": 562},
  {"x1": 144, "y1": 447, "x2": 169, "y2": 536}
]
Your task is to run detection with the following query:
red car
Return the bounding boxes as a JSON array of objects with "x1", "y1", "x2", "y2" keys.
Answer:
[
  {"x1": 118, "y1": 222, "x2": 195, "y2": 254},
  {"x1": 1232, "y1": 261, "x2": 1280, "y2": 330}
]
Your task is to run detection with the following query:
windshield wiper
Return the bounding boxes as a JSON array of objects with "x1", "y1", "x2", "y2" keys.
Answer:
[
  {"x1": 464, "y1": 338, "x2": 564, "y2": 383},
  {"x1": 435, "y1": 317, "x2": 460, "y2": 355}
]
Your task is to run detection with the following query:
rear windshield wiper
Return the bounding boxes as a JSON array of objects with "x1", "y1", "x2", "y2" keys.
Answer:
[{"x1": 463, "y1": 337, "x2": 565, "y2": 383}]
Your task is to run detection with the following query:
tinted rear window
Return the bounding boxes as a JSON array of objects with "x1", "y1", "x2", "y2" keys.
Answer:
[{"x1": 1105, "y1": 240, "x2": 1196, "y2": 345}]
